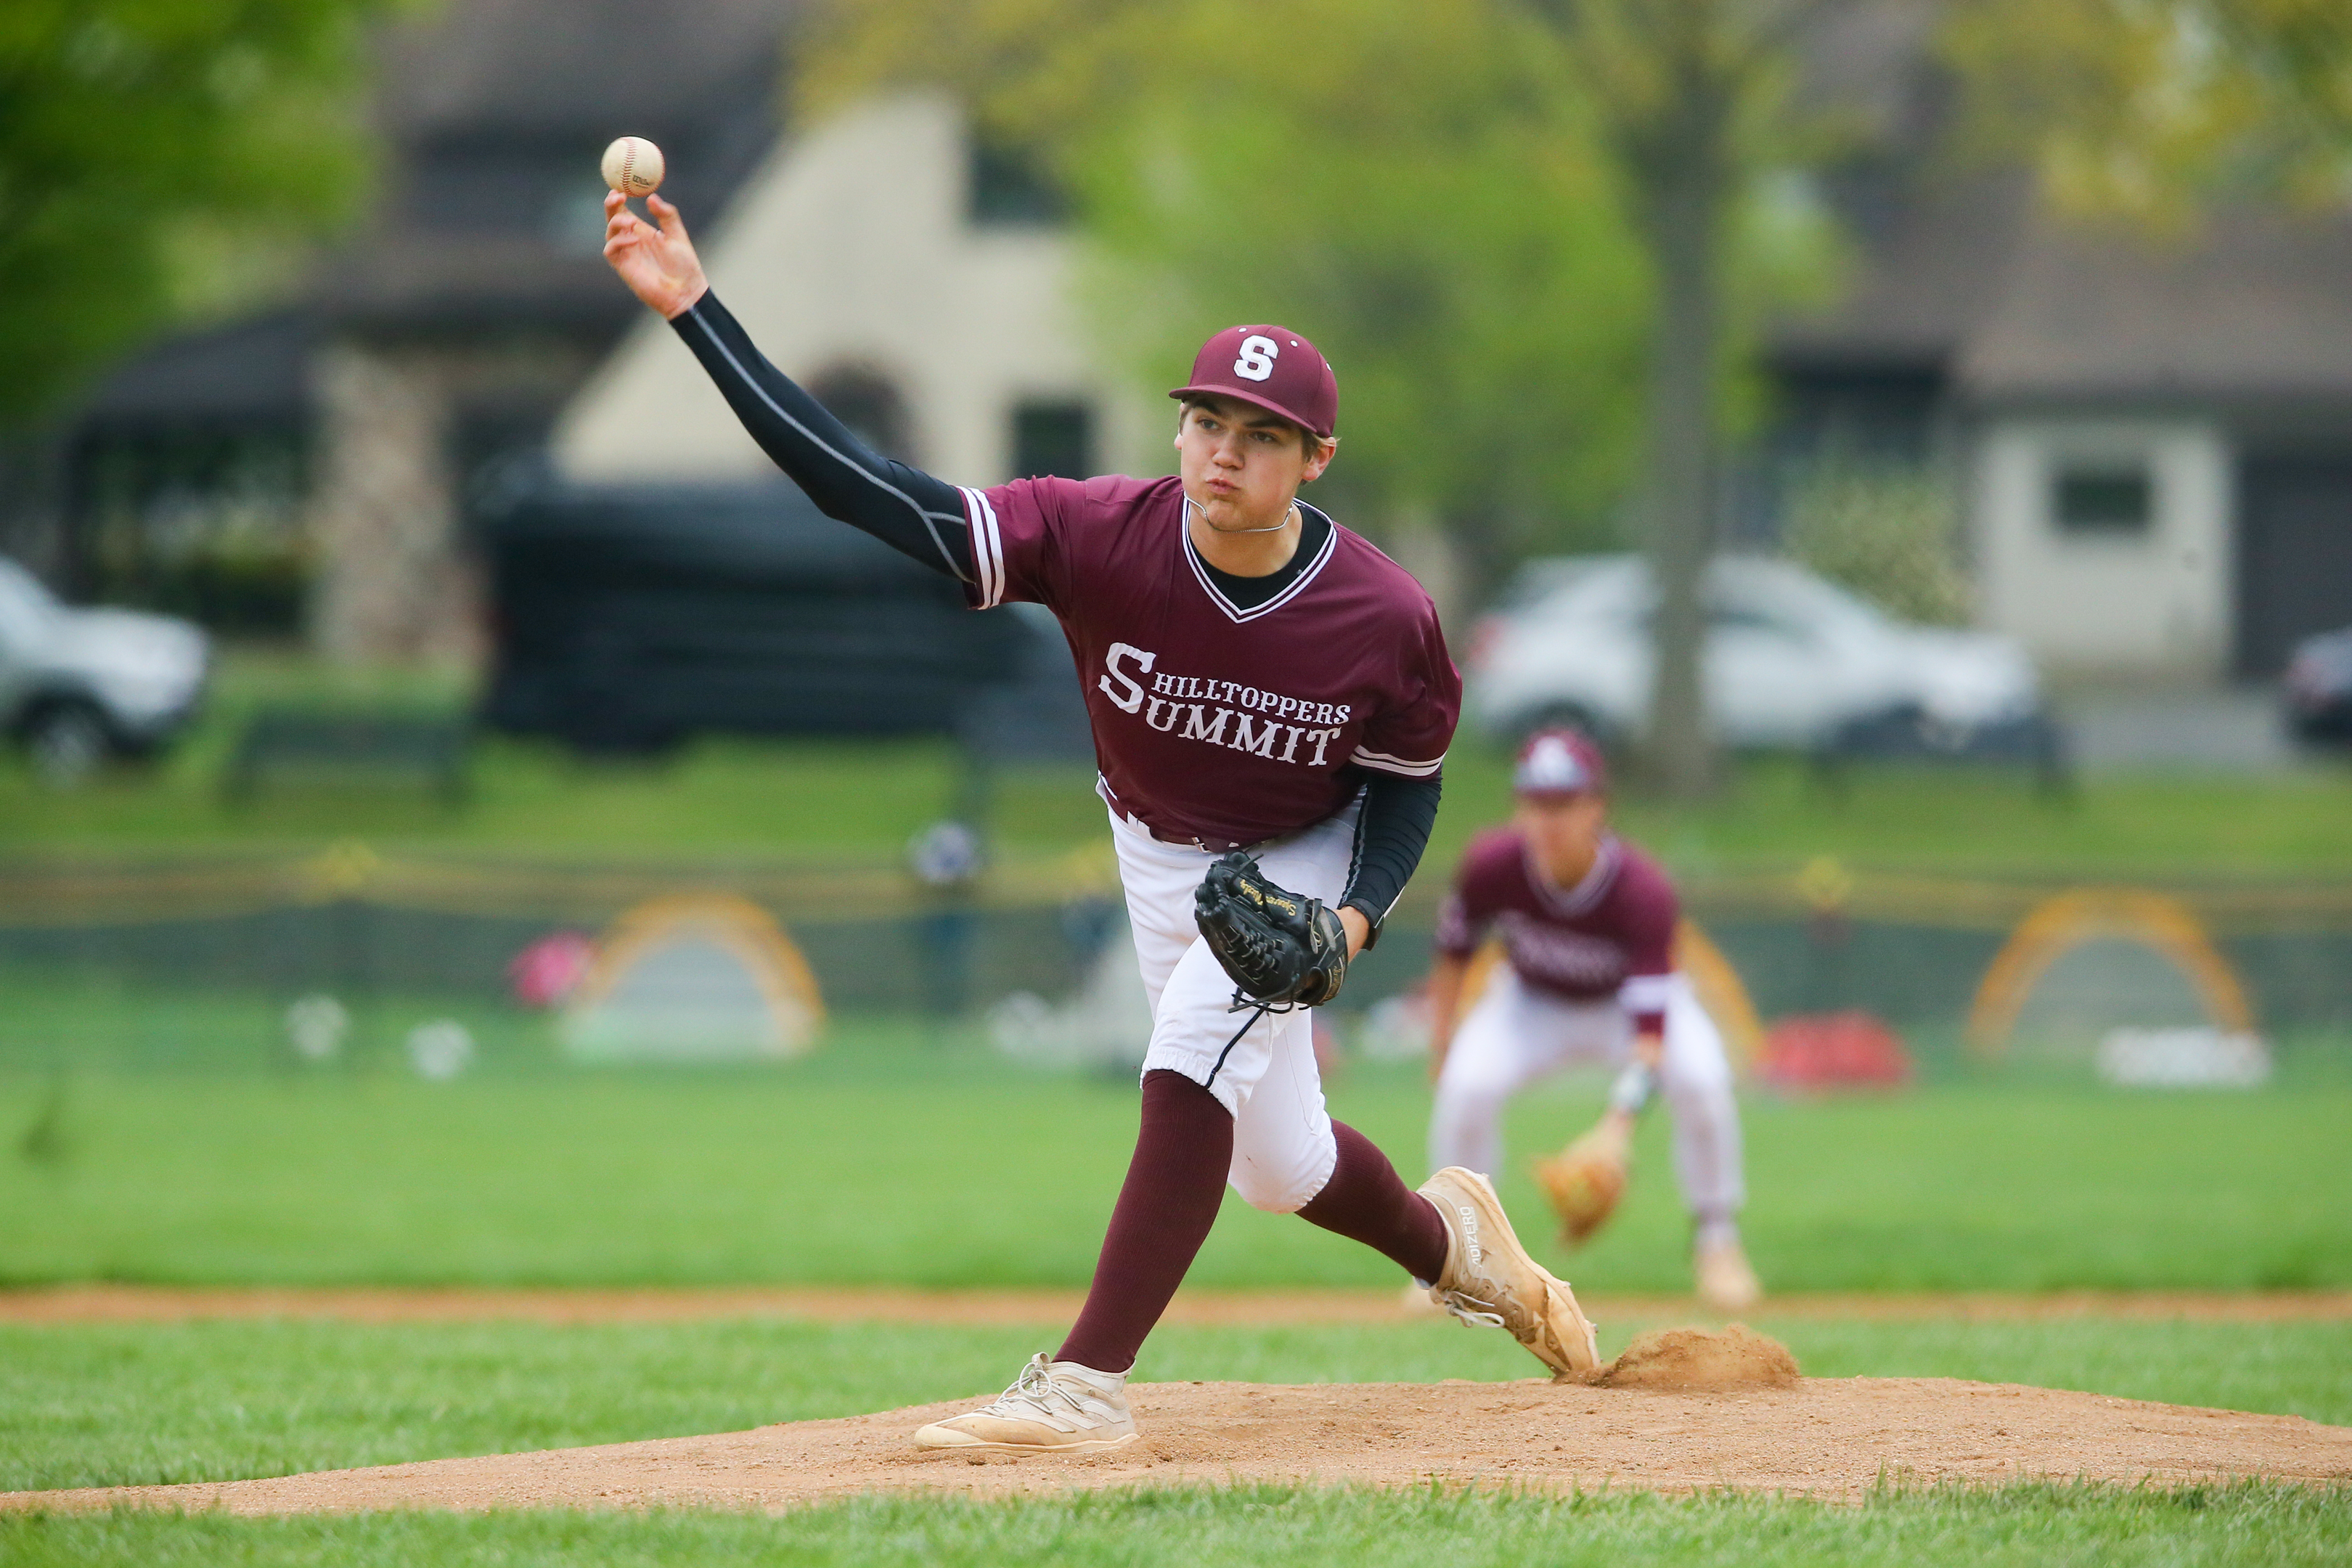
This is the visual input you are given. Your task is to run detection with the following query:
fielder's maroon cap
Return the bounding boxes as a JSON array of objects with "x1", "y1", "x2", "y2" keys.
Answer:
[
  {"x1": 1170, "y1": 324, "x2": 1338, "y2": 441},
  {"x1": 1514, "y1": 728, "x2": 1607, "y2": 798}
]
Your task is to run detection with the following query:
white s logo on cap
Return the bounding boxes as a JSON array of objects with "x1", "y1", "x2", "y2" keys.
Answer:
[{"x1": 1233, "y1": 335, "x2": 1278, "y2": 381}]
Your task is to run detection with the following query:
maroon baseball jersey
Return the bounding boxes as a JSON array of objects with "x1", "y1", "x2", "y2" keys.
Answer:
[
  {"x1": 957, "y1": 474, "x2": 1458, "y2": 849},
  {"x1": 1435, "y1": 829, "x2": 1679, "y2": 1031}
]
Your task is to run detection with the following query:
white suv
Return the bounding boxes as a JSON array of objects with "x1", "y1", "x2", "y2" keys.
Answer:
[
  {"x1": 0, "y1": 556, "x2": 211, "y2": 784},
  {"x1": 1466, "y1": 553, "x2": 2042, "y2": 749}
]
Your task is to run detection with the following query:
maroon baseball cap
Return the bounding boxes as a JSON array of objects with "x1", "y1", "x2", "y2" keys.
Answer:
[
  {"x1": 1170, "y1": 324, "x2": 1338, "y2": 441},
  {"x1": 1514, "y1": 728, "x2": 1607, "y2": 798}
]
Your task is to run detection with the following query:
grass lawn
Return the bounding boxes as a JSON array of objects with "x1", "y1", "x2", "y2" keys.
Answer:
[
  {"x1": 3, "y1": 1030, "x2": 2348, "y2": 1294},
  {"x1": 2, "y1": 1482, "x2": 2342, "y2": 1568},
  {"x1": 2, "y1": 650, "x2": 2349, "y2": 880}
]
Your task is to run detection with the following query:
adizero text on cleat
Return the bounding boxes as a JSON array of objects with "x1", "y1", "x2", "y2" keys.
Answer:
[{"x1": 1419, "y1": 1166, "x2": 1602, "y2": 1376}]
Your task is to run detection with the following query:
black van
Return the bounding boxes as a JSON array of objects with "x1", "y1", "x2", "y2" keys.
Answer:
[{"x1": 480, "y1": 481, "x2": 1088, "y2": 756}]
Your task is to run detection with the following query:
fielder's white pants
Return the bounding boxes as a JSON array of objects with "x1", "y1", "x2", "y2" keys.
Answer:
[
  {"x1": 1430, "y1": 964, "x2": 1746, "y2": 1220},
  {"x1": 1109, "y1": 802, "x2": 1354, "y2": 1214}
]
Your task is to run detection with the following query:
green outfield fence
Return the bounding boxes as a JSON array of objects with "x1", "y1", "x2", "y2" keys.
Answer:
[{"x1": 0, "y1": 847, "x2": 2348, "y2": 1062}]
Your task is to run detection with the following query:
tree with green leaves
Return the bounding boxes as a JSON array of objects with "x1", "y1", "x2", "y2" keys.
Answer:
[{"x1": 0, "y1": 0, "x2": 398, "y2": 430}]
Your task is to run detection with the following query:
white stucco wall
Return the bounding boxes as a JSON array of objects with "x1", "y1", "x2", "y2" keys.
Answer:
[
  {"x1": 553, "y1": 91, "x2": 1156, "y2": 486},
  {"x1": 1972, "y1": 417, "x2": 2234, "y2": 679}
]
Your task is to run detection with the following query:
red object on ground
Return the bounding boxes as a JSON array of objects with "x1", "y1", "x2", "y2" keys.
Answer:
[
  {"x1": 508, "y1": 932, "x2": 595, "y2": 1009},
  {"x1": 1755, "y1": 1010, "x2": 1914, "y2": 1090}
]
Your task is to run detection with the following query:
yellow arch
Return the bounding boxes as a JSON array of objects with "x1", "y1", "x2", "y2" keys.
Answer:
[
  {"x1": 1447, "y1": 918, "x2": 1763, "y2": 1069},
  {"x1": 1678, "y1": 918, "x2": 1765, "y2": 1069},
  {"x1": 1966, "y1": 888, "x2": 2253, "y2": 1059},
  {"x1": 572, "y1": 891, "x2": 827, "y2": 1055}
]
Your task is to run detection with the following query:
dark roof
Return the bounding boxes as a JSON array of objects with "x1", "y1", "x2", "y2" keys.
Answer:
[
  {"x1": 318, "y1": 0, "x2": 796, "y2": 335},
  {"x1": 311, "y1": 235, "x2": 627, "y2": 336},
  {"x1": 1773, "y1": 172, "x2": 2034, "y2": 375},
  {"x1": 1962, "y1": 204, "x2": 2352, "y2": 405},
  {"x1": 1773, "y1": 0, "x2": 2352, "y2": 416},
  {"x1": 1777, "y1": 173, "x2": 2352, "y2": 408},
  {"x1": 78, "y1": 0, "x2": 797, "y2": 423},
  {"x1": 77, "y1": 311, "x2": 314, "y2": 427},
  {"x1": 377, "y1": 0, "x2": 796, "y2": 144}
]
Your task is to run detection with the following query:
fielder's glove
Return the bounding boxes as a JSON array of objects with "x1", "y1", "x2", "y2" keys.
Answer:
[
  {"x1": 1532, "y1": 1115, "x2": 1633, "y2": 1247},
  {"x1": 1193, "y1": 852, "x2": 1349, "y2": 1010}
]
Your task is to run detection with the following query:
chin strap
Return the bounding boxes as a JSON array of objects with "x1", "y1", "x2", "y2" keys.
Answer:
[{"x1": 1185, "y1": 495, "x2": 1298, "y2": 536}]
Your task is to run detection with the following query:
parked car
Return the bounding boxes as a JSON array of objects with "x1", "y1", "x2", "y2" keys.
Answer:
[
  {"x1": 1466, "y1": 553, "x2": 2044, "y2": 751},
  {"x1": 482, "y1": 481, "x2": 1087, "y2": 756},
  {"x1": 0, "y1": 555, "x2": 211, "y2": 785},
  {"x1": 2284, "y1": 625, "x2": 2352, "y2": 744}
]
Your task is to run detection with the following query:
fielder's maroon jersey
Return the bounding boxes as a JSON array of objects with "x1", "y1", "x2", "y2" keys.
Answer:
[
  {"x1": 957, "y1": 474, "x2": 1458, "y2": 849},
  {"x1": 1434, "y1": 829, "x2": 1679, "y2": 1030}
]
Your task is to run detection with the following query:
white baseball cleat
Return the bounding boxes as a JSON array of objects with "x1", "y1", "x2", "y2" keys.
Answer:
[
  {"x1": 1418, "y1": 1166, "x2": 1603, "y2": 1377},
  {"x1": 911, "y1": 1352, "x2": 1139, "y2": 1454},
  {"x1": 1695, "y1": 1235, "x2": 1763, "y2": 1313}
]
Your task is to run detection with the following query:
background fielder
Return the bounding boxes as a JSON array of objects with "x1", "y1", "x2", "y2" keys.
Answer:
[
  {"x1": 1426, "y1": 729, "x2": 1761, "y2": 1312},
  {"x1": 600, "y1": 187, "x2": 1601, "y2": 1456}
]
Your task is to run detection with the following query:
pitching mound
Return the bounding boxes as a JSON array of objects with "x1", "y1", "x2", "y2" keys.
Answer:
[
  {"x1": 1587, "y1": 1324, "x2": 1802, "y2": 1391},
  {"x1": 10, "y1": 1376, "x2": 2348, "y2": 1514}
]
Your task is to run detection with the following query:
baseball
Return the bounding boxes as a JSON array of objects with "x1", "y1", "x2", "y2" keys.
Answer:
[{"x1": 600, "y1": 136, "x2": 665, "y2": 198}]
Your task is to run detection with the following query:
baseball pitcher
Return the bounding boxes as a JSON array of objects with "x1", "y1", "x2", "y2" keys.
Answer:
[
  {"x1": 1424, "y1": 729, "x2": 1760, "y2": 1312},
  {"x1": 600, "y1": 189, "x2": 1601, "y2": 1455}
]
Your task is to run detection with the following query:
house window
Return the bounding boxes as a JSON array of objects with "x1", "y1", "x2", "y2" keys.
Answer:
[
  {"x1": 2053, "y1": 462, "x2": 2153, "y2": 535},
  {"x1": 1012, "y1": 401, "x2": 1093, "y2": 480},
  {"x1": 968, "y1": 139, "x2": 1068, "y2": 227},
  {"x1": 806, "y1": 366, "x2": 912, "y2": 462}
]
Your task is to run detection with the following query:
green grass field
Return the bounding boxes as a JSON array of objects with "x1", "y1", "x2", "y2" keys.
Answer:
[
  {"x1": 3, "y1": 650, "x2": 2350, "y2": 878},
  {"x1": 7, "y1": 1038, "x2": 2350, "y2": 1563},
  {"x1": 4, "y1": 1482, "x2": 2341, "y2": 1568},
  {"x1": 4, "y1": 1024, "x2": 2348, "y2": 1293},
  {"x1": 6, "y1": 651, "x2": 2349, "y2": 1561}
]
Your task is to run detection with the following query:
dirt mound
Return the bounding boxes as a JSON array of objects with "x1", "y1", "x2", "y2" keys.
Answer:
[
  {"x1": 9, "y1": 1376, "x2": 2347, "y2": 1514},
  {"x1": 1588, "y1": 1325, "x2": 1800, "y2": 1391}
]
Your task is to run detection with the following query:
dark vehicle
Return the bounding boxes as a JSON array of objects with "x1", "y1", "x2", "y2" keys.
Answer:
[
  {"x1": 2284, "y1": 626, "x2": 2352, "y2": 745},
  {"x1": 482, "y1": 482, "x2": 1086, "y2": 755}
]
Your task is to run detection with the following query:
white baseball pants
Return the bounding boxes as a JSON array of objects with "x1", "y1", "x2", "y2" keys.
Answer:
[
  {"x1": 1429, "y1": 964, "x2": 1746, "y2": 1220},
  {"x1": 1109, "y1": 802, "x2": 1353, "y2": 1214}
]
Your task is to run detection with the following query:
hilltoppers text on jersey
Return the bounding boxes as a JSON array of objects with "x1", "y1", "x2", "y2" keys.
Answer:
[{"x1": 958, "y1": 473, "x2": 1458, "y2": 852}]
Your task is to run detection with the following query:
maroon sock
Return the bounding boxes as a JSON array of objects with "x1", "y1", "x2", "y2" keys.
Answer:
[
  {"x1": 1055, "y1": 1069, "x2": 1233, "y2": 1373},
  {"x1": 1296, "y1": 1120, "x2": 1449, "y2": 1283}
]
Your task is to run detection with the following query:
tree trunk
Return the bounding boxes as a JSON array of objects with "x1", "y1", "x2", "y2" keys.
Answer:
[{"x1": 1633, "y1": 114, "x2": 1730, "y2": 801}]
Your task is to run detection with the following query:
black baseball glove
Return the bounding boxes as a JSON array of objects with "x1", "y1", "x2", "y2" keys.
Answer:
[{"x1": 1193, "y1": 851, "x2": 1349, "y2": 1009}]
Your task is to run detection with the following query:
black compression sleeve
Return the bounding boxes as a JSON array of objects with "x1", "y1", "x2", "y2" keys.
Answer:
[
  {"x1": 1341, "y1": 772, "x2": 1443, "y2": 947},
  {"x1": 669, "y1": 290, "x2": 973, "y2": 581}
]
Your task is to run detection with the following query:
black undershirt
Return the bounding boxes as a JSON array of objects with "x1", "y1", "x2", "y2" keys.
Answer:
[
  {"x1": 1196, "y1": 507, "x2": 1330, "y2": 611},
  {"x1": 669, "y1": 288, "x2": 1440, "y2": 935}
]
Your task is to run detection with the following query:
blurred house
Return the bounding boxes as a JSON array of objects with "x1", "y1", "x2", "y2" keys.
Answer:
[
  {"x1": 1773, "y1": 12, "x2": 2352, "y2": 683},
  {"x1": 46, "y1": 0, "x2": 2351, "y2": 687},
  {"x1": 551, "y1": 90, "x2": 1156, "y2": 494},
  {"x1": 54, "y1": 0, "x2": 796, "y2": 661}
]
